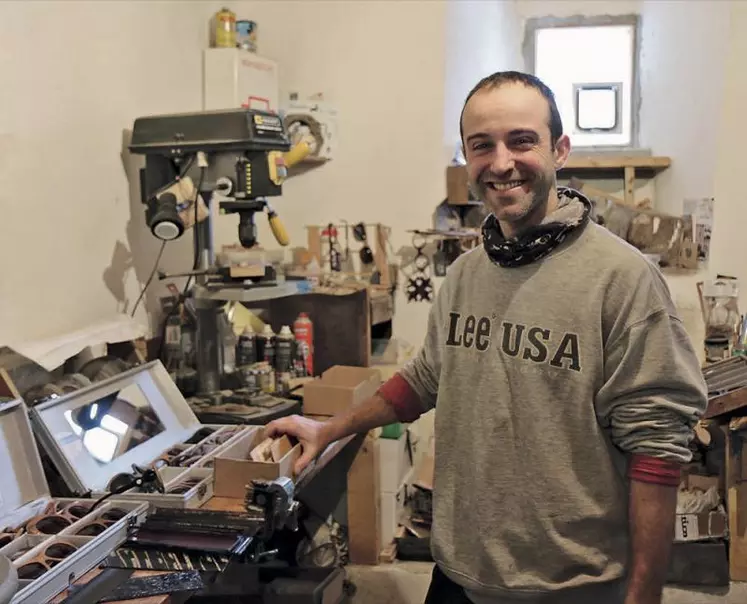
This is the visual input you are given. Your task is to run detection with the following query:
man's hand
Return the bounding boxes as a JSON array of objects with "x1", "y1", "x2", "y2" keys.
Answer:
[
  {"x1": 264, "y1": 393, "x2": 402, "y2": 475},
  {"x1": 264, "y1": 415, "x2": 332, "y2": 474}
]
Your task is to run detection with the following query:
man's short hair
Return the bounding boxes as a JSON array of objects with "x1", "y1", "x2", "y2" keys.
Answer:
[{"x1": 459, "y1": 71, "x2": 564, "y2": 146}]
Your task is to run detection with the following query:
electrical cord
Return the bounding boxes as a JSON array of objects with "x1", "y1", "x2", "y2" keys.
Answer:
[
  {"x1": 130, "y1": 240, "x2": 167, "y2": 318},
  {"x1": 156, "y1": 166, "x2": 207, "y2": 363}
]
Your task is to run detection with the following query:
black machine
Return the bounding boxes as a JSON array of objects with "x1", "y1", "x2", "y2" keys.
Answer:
[
  {"x1": 130, "y1": 108, "x2": 294, "y2": 250},
  {"x1": 61, "y1": 478, "x2": 350, "y2": 603},
  {"x1": 128, "y1": 108, "x2": 310, "y2": 398}
]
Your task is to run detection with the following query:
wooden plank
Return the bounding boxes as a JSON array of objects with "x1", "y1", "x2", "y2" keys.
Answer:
[
  {"x1": 726, "y1": 425, "x2": 747, "y2": 580},
  {"x1": 347, "y1": 432, "x2": 381, "y2": 564},
  {"x1": 306, "y1": 225, "x2": 322, "y2": 266},
  {"x1": 379, "y1": 541, "x2": 397, "y2": 563},
  {"x1": 705, "y1": 387, "x2": 747, "y2": 419},
  {"x1": 564, "y1": 155, "x2": 671, "y2": 171},
  {"x1": 624, "y1": 166, "x2": 636, "y2": 206}
]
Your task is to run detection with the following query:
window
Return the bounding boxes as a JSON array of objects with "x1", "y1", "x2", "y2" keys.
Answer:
[{"x1": 525, "y1": 17, "x2": 638, "y2": 148}]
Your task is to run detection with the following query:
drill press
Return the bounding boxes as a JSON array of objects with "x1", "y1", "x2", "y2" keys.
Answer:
[{"x1": 129, "y1": 108, "x2": 309, "y2": 399}]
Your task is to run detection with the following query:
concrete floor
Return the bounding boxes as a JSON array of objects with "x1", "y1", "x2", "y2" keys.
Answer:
[{"x1": 347, "y1": 562, "x2": 747, "y2": 603}]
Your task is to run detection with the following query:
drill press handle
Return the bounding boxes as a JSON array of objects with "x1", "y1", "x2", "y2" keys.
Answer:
[{"x1": 267, "y1": 205, "x2": 289, "y2": 247}]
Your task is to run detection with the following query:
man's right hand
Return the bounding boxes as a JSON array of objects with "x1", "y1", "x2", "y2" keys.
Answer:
[{"x1": 264, "y1": 415, "x2": 332, "y2": 475}]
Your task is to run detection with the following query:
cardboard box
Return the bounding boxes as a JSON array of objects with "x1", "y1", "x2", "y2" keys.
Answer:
[
  {"x1": 674, "y1": 510, "x2": 728, "y2": 542},
  {"x1": 302, "y1": 366, "x2": 381, "y2": 417},
  {"x1": 378, "y1": 431, "x2": 413, "y2": 494},
  {"x1": 446, "y1": 165, "x2": 470, "y2": 205},
  {"x1": 682, "y1": 473, "x2": 721, "y2": 494},
  {"x1": 381, "y1": 483, "x2": 408, "y2": 547},
  {"x1": 213, "y1": 429, "x2": 301, "y2": 499}
]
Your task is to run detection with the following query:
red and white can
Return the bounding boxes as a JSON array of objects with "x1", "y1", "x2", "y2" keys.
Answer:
[{"x1": 293, "y1": 312, "x2": 314, "y2": 376}]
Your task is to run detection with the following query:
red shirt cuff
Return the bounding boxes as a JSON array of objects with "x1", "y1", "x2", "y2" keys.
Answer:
[
  {"x1": 377, "y1": 373, "x2": 424, "y2": 423},
  {"x1": 628, "y1": 454, "x2": 682, "y2": 487}
]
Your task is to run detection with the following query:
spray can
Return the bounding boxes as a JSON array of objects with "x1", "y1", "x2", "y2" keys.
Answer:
[
  {"x1": 275, "y1": 326, "x2": 294, "y2": 372},
  {"x1": 259, "y1": 324, "x2": 276, "y2": 368},
  {"x1": 293, "y1": 312, "x2": 314, "y2": 376},
  {"x1": 236, "y1": 325, "x2": 257, "y2": 367},
  {"x1": 275, "y1": 325, "x2": 294, "y2": 393}
]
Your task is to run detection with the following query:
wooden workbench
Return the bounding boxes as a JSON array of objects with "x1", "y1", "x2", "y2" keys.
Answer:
[{"x1": 50, "y1": 434, "x2": 365, "y2": 604}]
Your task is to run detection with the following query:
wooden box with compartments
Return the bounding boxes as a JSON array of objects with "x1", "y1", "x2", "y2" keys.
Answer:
[{"x1": 0, "y1": 398, "x2": 148, "y2": 604}]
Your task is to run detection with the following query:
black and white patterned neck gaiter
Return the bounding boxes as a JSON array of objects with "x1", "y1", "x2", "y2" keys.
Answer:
[{"x1": 481, "y1": 188, "x2": 592, "y2": 268}]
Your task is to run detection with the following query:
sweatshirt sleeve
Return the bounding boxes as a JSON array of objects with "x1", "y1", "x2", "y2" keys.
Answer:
[{"x1": 595, "y1": 308, "x2": 707, "y2": 465}]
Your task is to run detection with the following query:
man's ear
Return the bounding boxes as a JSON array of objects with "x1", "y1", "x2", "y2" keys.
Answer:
[{"x1": 553, "y1": 134, "x2": 571, "y2": 171}]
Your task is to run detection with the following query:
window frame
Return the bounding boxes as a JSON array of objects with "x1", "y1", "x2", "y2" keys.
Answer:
[{"x1": 523, "y1": 14, "x2": 641, "y2": 150}]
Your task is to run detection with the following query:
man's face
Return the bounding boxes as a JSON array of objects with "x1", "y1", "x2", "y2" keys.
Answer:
[{"x1": 461, "y1": 83, "x2": 570, "y2": 231}]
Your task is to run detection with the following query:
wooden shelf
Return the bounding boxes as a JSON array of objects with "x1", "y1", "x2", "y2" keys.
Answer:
[
  {"x1": 559, "y1": 154, "x2": 671, "y2": 206},
  {"x1": 562, "y1": 154, "x2": 671, "y2": 172}
]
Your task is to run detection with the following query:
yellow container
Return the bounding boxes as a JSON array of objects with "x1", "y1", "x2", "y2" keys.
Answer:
[{"x1": 214, "y1": 7, "x2": 236, "y2": 48}]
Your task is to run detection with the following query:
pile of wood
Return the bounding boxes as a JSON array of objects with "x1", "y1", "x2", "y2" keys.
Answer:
[
  {"x1": 689, "y1": 356, "x2": 747, "y2": 583},
  {"x1": 569, "y1": 177, "x2": 698, "y2": 269},
  {"x1": 248, "y1": 435, "x2": 292, "y2": 462}
]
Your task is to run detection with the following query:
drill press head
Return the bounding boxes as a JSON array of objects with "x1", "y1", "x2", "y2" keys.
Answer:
[{"x1": 129, "y1": 108, "x2": 293, "y2": 249}]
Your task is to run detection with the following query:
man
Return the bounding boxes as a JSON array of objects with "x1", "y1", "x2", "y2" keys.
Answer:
[{"x1": 266, "y1": 71, "x2": 708, "y2": 604}]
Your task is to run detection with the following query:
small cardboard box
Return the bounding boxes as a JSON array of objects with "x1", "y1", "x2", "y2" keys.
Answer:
[
  {"x1": 674, "y1": 510, "x2": 728, "y2": 542},
  {"x1": 446, "y1": 165, "x2": 470, "y2": 205},
  {"x1": 213, "y1": 429, "x2": 302, "y2": 499},
  {"x1": 302, "y1": 366, "x2": 381, "y2": 417}
]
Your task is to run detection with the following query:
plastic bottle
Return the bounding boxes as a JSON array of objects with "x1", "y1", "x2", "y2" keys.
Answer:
[
  {"x1": 293, "y1": 312, "x2": 314, "y2": 376},
  {"x1": 214, "y1": 7, "x2": 236, "y2": 48},
  {"x1": 236, "y1": 325, "x2": 257, "y2": 367},
  {"x1": 275, "y1": 326, "x2": 294, "y2": 373},
  {"x1": 216, "y1": 311, "x2": 237, "y2": 375},
  {"x1": 275, "y1": 325, "x2": 294, "y2": 393}
]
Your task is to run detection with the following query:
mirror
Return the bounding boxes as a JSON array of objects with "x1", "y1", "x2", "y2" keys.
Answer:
[{"x1": 63, "y1": 383, "x2": 166, "y2": 464}]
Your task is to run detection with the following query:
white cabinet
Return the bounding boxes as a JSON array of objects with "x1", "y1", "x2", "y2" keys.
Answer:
[{"x1": 202, "y1": 48, "x2": 279, "y2": 113}]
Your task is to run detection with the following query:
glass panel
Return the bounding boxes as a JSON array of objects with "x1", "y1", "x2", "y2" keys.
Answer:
[
  {"x1": 577, "y1": 87, "x2": 618, "y2": 130},
  {"x1": 535, "y1": 24, "x2": 634, "y2": 146},
  {"x1": 62, "y1": 383, "x2": 166, "y2": 465}
]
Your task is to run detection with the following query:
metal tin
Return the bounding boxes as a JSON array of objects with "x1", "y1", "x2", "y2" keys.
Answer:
[
  {"x1": 28, "y1": 361, "x2": 255, "y2": 507},
  {"x1": 236, "y1": 20, "x2": 257, "y2": 52},
  {"x1": 0, "y1": 399, "x2": 147, "y2": 604}
]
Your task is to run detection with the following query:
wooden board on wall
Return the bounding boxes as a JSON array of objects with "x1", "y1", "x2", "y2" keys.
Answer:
[{"x1": 249, "y1": 288, "x2": 371, "y2": 374}]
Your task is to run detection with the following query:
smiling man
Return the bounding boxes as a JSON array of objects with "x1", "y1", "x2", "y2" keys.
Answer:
[{"x1": 265, "y1": 71, "x2": 707, "y2": 604}]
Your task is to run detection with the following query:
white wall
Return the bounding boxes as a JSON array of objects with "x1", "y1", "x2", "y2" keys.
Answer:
[
  {"x1": 636, "y1": 0, "x2": 731, "y2": 353},
  {"x1": 0, "y1": 1, "x2": 223, "y2": 346},
  {"x1": 443, "y1": 0, "x2": 524, "y2": 160},
  {"x1": 638, "y1": 0, "x2": 730, "y2": 217},
  {"x1": 217, "y1": 0, "x2": 449, "y2": 350},
  {"x1": 0, "y1": 0, "x2": 449, "y2": 351},
  {"x1": 710, "y1": 2, "x2": 747, "y2": 310}
]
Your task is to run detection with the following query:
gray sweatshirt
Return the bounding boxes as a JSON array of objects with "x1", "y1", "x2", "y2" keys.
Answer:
[{"x1": 399, "y1": 200, "x2": 707, "y2": 603}]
